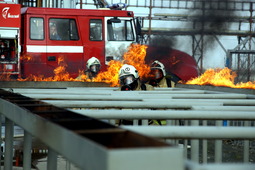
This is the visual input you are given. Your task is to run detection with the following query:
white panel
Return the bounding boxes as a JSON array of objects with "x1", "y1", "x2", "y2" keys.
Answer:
[
  {"x1": 0, "y1": 29, "x2": 18, "y2": 38},
  {"x1": 26, "y1": 45, "x2": 83, "y2": 53}
]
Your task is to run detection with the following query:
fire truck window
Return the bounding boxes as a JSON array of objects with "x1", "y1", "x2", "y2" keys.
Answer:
[
  {"x1": 90, "y1": 19, "x2": 102, "y2": 41},
  {"x1": 49, "y1": 18, "x2": 79, "y2": 41},
  {"x1": 107, "y1": 19, "x2": 134, "y2": 41},
  {"x1": 126, "y1": 20, "x2": 134, "y2": 41},
  {"x1": 30, "y1": 18, "x2": 44, "y2": 40}
]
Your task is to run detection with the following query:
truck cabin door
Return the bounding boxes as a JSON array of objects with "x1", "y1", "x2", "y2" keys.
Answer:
[
  {"x1": 46, "y1": 16, "x2": 83, "y2": 78},
  {"x1": 105, "y1": 17, "x2": 136, "y2": 64},
  {"x1": 79, "y1": 17, "x2": 105, "y2": 71}
]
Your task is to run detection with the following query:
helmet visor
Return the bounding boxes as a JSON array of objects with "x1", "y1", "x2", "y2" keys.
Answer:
[
  {"x1": 150, "y1": 69, "x2": 163, "y2": 79},
  {"x1": 120, "y1": 75, "x2": 135, "y2": 86},
  {"x1": 90, "y1": 64, "x2": 100, "y2": 73}
]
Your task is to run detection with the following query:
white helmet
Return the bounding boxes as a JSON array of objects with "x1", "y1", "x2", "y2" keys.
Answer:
[
  {"x1": 86, "y1": 57, "x2": 101, "y2": 69},
  {"x1": 118, "y1": 64, "x2": 139, "y2": 79},
  {"x1": 150, "y1": 60, "x2": 166, "y2": 76}
]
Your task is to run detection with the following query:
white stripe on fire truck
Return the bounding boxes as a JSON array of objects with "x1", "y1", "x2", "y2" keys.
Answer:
[{"x1": 26, "y1": 45, "x2": 83, "y2": 53}]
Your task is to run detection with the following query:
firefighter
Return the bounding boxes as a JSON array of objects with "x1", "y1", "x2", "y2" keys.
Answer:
[
  {"x1": 86, "y1": 57, "x2": 101, "y2": 79},
  {"x1": 50, "y1": 25, "x2": 61, "y2": 40},
  {"x1": 118, "y1": 64, "x2": 154, "y2": 125},
  {"x1": 77, "y1": 56, "x2": 101, "y2": 80},
  {"x1": 118, "y1": 64, "x2": 154, "y2": 91},
  {"x1": 148, "y1": 60, "x2": 176, "y2": 88}
]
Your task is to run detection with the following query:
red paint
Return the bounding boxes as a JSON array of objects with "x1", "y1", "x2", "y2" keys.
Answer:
[
  {"x1": 0, "y1": 3, "x2": 21, "y2": 28},
  {"x1": 146, "y1": 47, "x2": 199, "y2": 81}
]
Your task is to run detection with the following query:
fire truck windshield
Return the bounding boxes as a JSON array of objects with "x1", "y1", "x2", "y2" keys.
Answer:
[{"x1": 107, "y1": 19, "x2": 134, "y2": 41}]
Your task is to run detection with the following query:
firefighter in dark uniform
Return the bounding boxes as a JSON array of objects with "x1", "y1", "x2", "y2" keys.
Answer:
[
  {"x1": 148, "y1": 60, "x2": 176, "y2": 88},
  {"x1": 118, "y1": 64, "x2": 154, "y2": 91}
]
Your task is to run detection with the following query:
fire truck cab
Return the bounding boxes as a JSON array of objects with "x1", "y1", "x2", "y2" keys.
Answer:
[
  {"x1": 21, "y1": 6, "x2": 137, "y2": 78},
  {"x1": 1, "y1": 3, "x2": 137, "y2": 78},
  {"x1": 0, "y1": 2, "x2": 21, "y2": 77}
]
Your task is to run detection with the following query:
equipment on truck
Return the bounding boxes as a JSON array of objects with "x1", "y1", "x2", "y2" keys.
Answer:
[{"x1": 0, "y1": 2, "x2": 21, "y2": 78}]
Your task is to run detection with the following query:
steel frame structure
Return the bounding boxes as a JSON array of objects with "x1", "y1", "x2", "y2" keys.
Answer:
[{"x1": 18, "y1": 0, "x2": 255, "y2": 81}]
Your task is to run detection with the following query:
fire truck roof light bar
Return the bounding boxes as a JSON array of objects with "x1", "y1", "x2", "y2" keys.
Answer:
[{"x1": 107, "y1": 3, "x2": 127, "y2": 10}]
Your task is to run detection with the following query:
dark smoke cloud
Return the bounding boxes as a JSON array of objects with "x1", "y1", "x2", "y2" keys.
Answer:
[
  {"x1": 189, "y1": 0, "x2": 237, "y2": 49},
  {"x1": 145, "y1": 35, "x2": 177, "y2": 64}
]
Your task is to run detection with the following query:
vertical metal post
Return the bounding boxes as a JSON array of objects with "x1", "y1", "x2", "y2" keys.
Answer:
[
  {"x1": 215, "y1": 120, "x2": 222, "y2": 163},
  {"x1": 183, "y1": 120, "x2": 188, "y2": 159},
  {"x1": 202, "y1": 120, "x2": 207, "y2": 163},
  {"x1": 0, "y1": 115, "x2": 2, "y2": 170},
  {"x1": 243, "y1": 121, "x2": 250, "y2": 162},
  {"x1": 80, "y1": 0, "x2": 83, "y2": 9},
  {"x1": 166, "y1": 120, "x2": 174, "y2": 144},
  {"x1": 4, "y1": 118, "x2": 14, "y2": 170},
  {"x1": 23, "y1": 131, "x2": 32, "y2": 170},
  {"x1": 66, "y1": 158, "x2": 71, "y2": 170},
  {"x1": 148, "y1": 0, "x2": 152, "y2": 41},
  {"x1": 191, "y1": 120, "x2": 199, "y2": 162},
  {"x1": 47, "y1": 148, "x2": 58, "y2": 170},
  {"x1": 109, "y1": 119, "x2": 116, "y2": 125},
  {"x1": 142, "y1": 120, "x2": 148, "y2": 125},
  {"x1": 133, "y1": 120, "x2": 139, "y2": 125}
]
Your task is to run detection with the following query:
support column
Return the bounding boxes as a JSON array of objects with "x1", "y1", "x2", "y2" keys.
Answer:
[
  {"x1": 4, "y1": 118, "x2": 14, "y2": 170},
  {"x1": 23, "y1": 131, "x2": 32, "y2": 170},
  {"x1": 47, "y1": 148, "x2": 58, "y2": 170}
]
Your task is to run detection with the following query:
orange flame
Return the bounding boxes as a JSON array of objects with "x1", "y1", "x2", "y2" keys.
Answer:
[
  {"x1": 16, "y1": 44, "x2": 150, "y2": 86},
  {"x1": 0, "y1": 73, "x2": 14, "y2": 81},
  {"x1": 93, "y1": 44, "x2": 150, "y2": 86},
  {"x1": 186, "y1": 67, "x2": 255, "y2": 89},
  {"x1": 18, "y1": 56, "x2": 75, "y2": 82},
  {"x1": 20, "y1": 55, "x2": 32, "y2": 61}
]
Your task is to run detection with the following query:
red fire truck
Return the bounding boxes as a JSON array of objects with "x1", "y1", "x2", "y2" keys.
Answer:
[
  {"x1": 0, "y1": 2, "x2": 137, "y2": 78},
  {"x1": 1, "y1": 2, "x2": 199, "y2": 81},
  {"x1": 0, "y1": 2, "x2": 21, "y2": 77}
]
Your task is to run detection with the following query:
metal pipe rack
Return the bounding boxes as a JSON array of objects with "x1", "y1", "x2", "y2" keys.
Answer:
[{"x1": 0, "y1": 88, "x2": 183, "y2": 170}]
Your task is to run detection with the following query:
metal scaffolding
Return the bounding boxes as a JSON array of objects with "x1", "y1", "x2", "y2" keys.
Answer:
[{"x1": 18, "y1": 0, "x2": 255, "y2": 81}]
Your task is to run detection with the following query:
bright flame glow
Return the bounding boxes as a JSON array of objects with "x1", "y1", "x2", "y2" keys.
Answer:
[
  {"x1": 93, "y1": 44, "x2": 150, "y2": 86},
  {"x1": 16, "y1": 44, "x2": 150, "y2": 86},
  {"x1": 186, "y1": 67, "x2": 255, "y2": 89},
  {"x1": 18, "y1": 56, "x2": 76, "y2": 82}
]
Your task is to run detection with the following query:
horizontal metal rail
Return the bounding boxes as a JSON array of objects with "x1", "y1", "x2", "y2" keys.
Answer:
[
  {"x1": 4, "y1": 86, "x2": 255, "y2": 170},
  {"x1": 69, "y1": 109, "x2": 255, "y2": 120},
  {"x1": 121, "y1": 126, "x2": 255, "y2": 139},
  {"x1": 0, "y1": 89, "x2": 182, "y2": 170}
]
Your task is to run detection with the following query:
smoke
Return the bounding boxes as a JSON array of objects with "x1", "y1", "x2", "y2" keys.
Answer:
[
  {"x1": 189, "y1": 0, "x2": 237, "y2": 49},
  {"x1": 145, "y1": 35, "x2": 177, "y2": 63}
]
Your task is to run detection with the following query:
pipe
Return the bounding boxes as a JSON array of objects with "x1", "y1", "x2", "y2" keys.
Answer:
[
  {"x1": 70, "y1": 109, "x2": 255, "y2": 120},
  {"x1": 121, "y1": 126, "x2": 255, "y2": 139},
  {"x1": 44, "y1": 100, "x2": 222, "y2": 109}
]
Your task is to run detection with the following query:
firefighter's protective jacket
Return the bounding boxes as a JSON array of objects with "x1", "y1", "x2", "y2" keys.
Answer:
[{"x1": 157, "y1": 77, "x2": 176, "y2": 88}]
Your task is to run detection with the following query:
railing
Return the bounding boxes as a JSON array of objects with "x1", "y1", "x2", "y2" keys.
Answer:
[
  {"x1": 0, "y1": 88, "x2": 183, "y2": 170},
  {"x1": 3, "y1": 86, "x2": 255, "y2": 170}
]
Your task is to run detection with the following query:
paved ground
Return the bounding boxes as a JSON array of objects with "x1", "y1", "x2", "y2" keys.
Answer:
[{"x1": 35, "y1": 156, "x2": 79, "y2": 170}]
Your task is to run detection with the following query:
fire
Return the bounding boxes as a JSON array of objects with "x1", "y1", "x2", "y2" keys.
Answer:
[
  {"x1": 186, "y1": 67, "x2": 255, "y2": 89},
  {"x1": 18, "y1": 56, "x2": 76, "y2": 82},
  {"x1": 16, "y1": 44, "x2": 150, "y2": 86},
  {"x1": 93, "y1": 44, "x2": 150, "y2": 86},
  {"x1": 20, "y1": 55, "x2": 32, "y2": 61},
  {"x1": 0, "y1": 73, "x2": 14, "y2": 81},
  {"x1": 93, "y1": 60, "x2": 122, "y2": 87}
]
